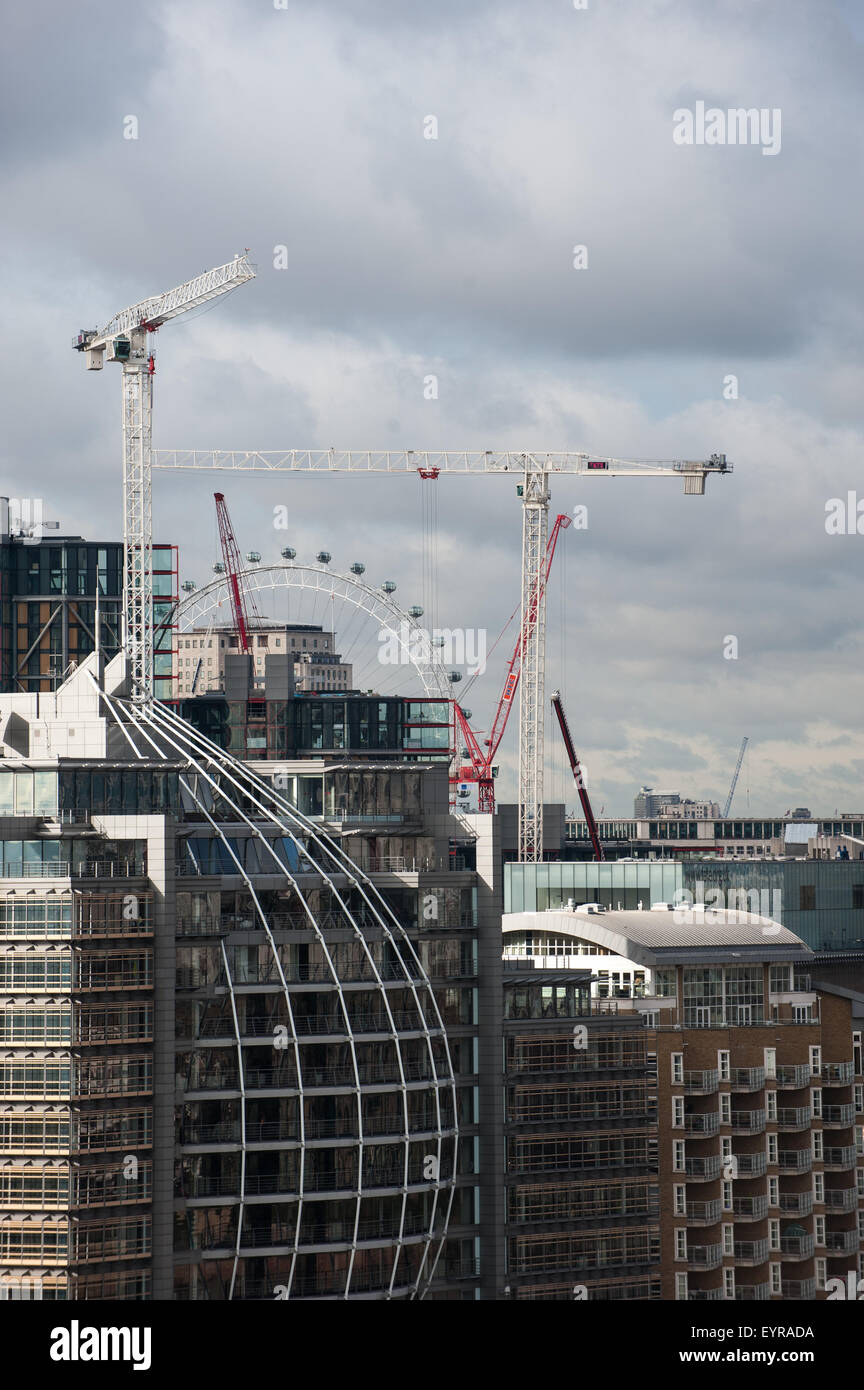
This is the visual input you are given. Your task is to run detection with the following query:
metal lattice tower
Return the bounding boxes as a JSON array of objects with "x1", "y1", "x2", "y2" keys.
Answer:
[
  {"x1": 74, "y1": 255, "x2": 256, "y2": 702},
  {"x1": 518, "y1": 467, "x2": 550, "y2": 861}
]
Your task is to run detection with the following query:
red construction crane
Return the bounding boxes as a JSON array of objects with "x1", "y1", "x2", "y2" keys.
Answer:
[
  {"x1": 213, "y1": 492, "x2": 260, "y2": 654},
  {"x1": 452, "y1": 512, "x2": 572, "y2": 812},
  {"x1": 550, "y1": 690, "x2": 605, "y2": 861}
]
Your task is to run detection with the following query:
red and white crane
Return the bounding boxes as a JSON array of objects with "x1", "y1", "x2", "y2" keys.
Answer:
[
  {"x1": 152, "y1": 448, "x2": 733, "y2": 860},
  {"x1": 551, "y1": 690, "x2": 605, "y2": 862},
  {"x1": 453, "y1": 512, "x2": 572, "y2": 812},
  {"x1": 213, "y1": 492, "x2": 262, "y2": 655}
]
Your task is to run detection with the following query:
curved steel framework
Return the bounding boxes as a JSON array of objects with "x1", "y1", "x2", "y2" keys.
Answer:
[
  {"x1": 91, "y1": 679, "x2": 459, "y2": 1300},
  {"x1": 176, "y1": 559, "x2": 454, "y2": 701}
]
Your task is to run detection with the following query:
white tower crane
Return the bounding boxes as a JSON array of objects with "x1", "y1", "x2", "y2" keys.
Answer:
[
  {"x1": 73, "y1": 255, "x2": 256, "y2": 701},
  {"x1": 151, "y1": 448, "x2": 732, "y2": 859}
]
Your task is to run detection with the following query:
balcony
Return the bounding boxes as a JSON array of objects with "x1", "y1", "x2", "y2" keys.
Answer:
[
  {"x1": 778, "y1": 1150, "x2": 812, "y2": 1174},
  {"x1": 775, "y1": 1064, "x2": 810, "y2": 1089},
  {"x1": 823, "y1": 1146, "x2": 857, "y2": 1170},
  {"x1": 685, "y1": 1113, "x2": 720, "y2": 1136},
  {"x1": 823, "y1": 1188, "x2": 857, "y2": 1212},
  {"x1": 779, "y1": 1192, "x2": 813, "y2": 1217},
  {"x1": 782, "y1": 1278, "x2": 816, "y2": 1299},
  {"x1": 683, "y1": 1069, "x2": 719, "y2": 1094},
  {"x1": 688, "y1": 1244, "x2": 723, "y2": 1270},
  {"x1": 822, "y1": 1061, "x2": 854, "y2": 1084},
  {"x1": 734, "y1": 1238, "x2": 770, "y2": 1265},
  {"x1": 825, "y1": 1229, "x2": 858, "y2": 1254},
  {"x1": 777, "y1": 1107, "x2": 811, "y2": 1131},
  {"x1": 731, "y1": 1067, "x2": 765, "y2": 1092},
  {"x1": 734, "y1": 1152, "x2": 767, "y2": 1177},
  {"x1": 684, "y1": 1156, "x2": 722, "y2": 1181},
  {"x1": 689, "y1": 1286, "x2": 725, "y2": 1300},
  {"x1": 735, "y1": 1281, "x2": 771, "y2": 1300},
  {"x1": 733, "y1": 1195, "x2": 768, "y2": 1221},
  {"x1": 686, "y1": 1199, "x2": 722, "y2": 1225},
  {"x1": 731, "y1": 1110, "x2": 766, "y2": 1134},
  {"x1": 823, "y1": 1104, "x2": 855, "y2": 1127},
  {"x1": 780, "y1": 1233, "x2": 814, "y2": 1259}
]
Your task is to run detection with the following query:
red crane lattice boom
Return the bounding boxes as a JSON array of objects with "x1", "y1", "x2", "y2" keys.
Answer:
[
  {"x1": 550, "y1": 690, "x2": 605, "y2": 861},
  {"x1": 214, "y1": 492, "x2": 258, "y2": 655},
  {"x1": 452, "y1": 512, "x2": 572, "y2": 812}
]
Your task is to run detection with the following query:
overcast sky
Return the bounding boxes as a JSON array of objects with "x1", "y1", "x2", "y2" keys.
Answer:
[{"x1": 2, "y1": 0, "x2": 863, "y2": 816}]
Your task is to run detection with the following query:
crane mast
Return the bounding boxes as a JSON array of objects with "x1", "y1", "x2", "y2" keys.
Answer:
[
  {"x1": 74, "y1": 255, "x2": 256, "y2": 701},
  {"x1": 550, "y1": 691, "x2": 605, "y2": 862},
  {"x1": 724, "y1": 736, "x2": 750, "y2": 818}
]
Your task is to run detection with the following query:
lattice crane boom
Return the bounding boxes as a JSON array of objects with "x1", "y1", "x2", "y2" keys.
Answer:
[
  {"x1": 74, "y1": 256, "x2": 256, "y2": 702},
  {"x1": 723, "y1": 736, "x2": 750, "y2": 819},
  {"x1": 551, "y1": 691, "x2": 605, "y2": 862}
]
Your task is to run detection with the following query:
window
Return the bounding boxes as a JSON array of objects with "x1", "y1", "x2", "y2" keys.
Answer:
[
  {"x1": 764, "y1": 1047, "x2": 776, "y2": 1079},
  {"x1": 720, "y1": 1093, "x2": 731, "y2": 1125},
  {"x1": 815, "y1": 1258, "x2": 827, "y2": 1292},
  {"x1": 768, "y1": 1133, "x2": 778, "y2": 1164},
  {"x1": 853, "y1": 885, "x2": 864, "y2": 910},
  {"x1": 815, "y1": 1215, "x2": 825, "y2": 1246},
  {"x1": 812, "y1": 1088, "x2": 822, "y2": 1118},
  {"x1": 813, "y1": 1130, "x2": 823, "y2": 1160},
  {"x1": 718, "y1": 1050, "x2": 730, "y2": 1081},
  {"x1": 722, "y1": 1224, "x2": 734, "y2": 1256},
  {"x1": 769, "y1": 1263, "x2": 782, "y2": 1295},
  {"x1": 768, "y1": 1176, "x2": 779, "y2": 1206},
  {"x1": 675, "y1": 1273, "x2": 688, "y2": 1301},
  {"x1": 673, "y1": 1140, "x2": 686, "y2": 1173},
  {"x1": 766, "y1": 1091, "x2": 777, "y2": 1121},
  {"x1": 723, "y1": 1268, "x2": 735, "y2": 1300},
  {"x1": 810, "y1": 1046, "x2": 821, "y2": 1078},
  {"x1": 722, "y1": 1179, "x2": 733, "y2": 1210},
  {"x1": 813, "y1": 1173, "x2": 824, "y2": 1202},
  {"x1": 800, "y1": 884, "x2": 816, "y2": 910},
  {"x1": 769, "y1": 1219, "x2": 780, "y2": 1251},
  {"x1": 674, "y1": 1184, "x2": 686, "y2": 1216},
  {"x1": 674, "y1": 1228, "x2": 687, "y2": 1260},
  {"x1": 671, "y1": 1053, "x2": 683, "y2": 1084},
  {"x1": 672, "y1": 1097, "x2": 684, "y2": 1128}
]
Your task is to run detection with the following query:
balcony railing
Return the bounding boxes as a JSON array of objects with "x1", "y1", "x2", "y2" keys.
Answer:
[
  {"x1": 822, "y1": 1061, "x2": 855, "y2": 1084},
  {"x1": 825, "y1": 1229, "x2": 858, "y2": 1254},
  {"x1": 686, "y1": 1200, "x2": 722, "y2": 1224},
  {"x1": 823, "y1": 1188, "x2": 857, "y2": 1211},
  {"x1": 782, "y1": 1278, "x2": 816, "y2": 1299},
  {"x1": 688, "y1": 1286, "x2": 724, "y2": 1300},
  {"x1": 683, "y1": 1070, "x2": 719, "y2": 1094},
  {"x1": 734, "y1": 1238, "x2": 770, "y2": 1265},
  {"x1": 779, "y1": 1192, "x2": 813, "y2": 1217},
  {"x1": 733, "y1": 1195, "x2": 768, "y2": 1220},
  {"x1": 776, "y1": 1064, "x2": 810, "y2": 1088},
  {"x1": 734, "y1": 1152, "x2": 767, "y2": 1177},
  {"x1": 735, "y1": 1281, "x2": 771, "y2": 1300},
  {"x1": 777, "y1": 1107, "x2": 811, "y2": 1131},
  {"x1": 687, "y1": 1244, "x2": 722, "y2": 1270},
  {"x1": 731, "y1": 1110, "x2": 766, "y2": 1133},
  {"x1": 685, "y1": 1113, "x2": 720, "y2": 1135},
  {"x1": 684, "y1": 1156, "x2": 722, "y2": 1181},
  {"x1": 780, "y1": 1233, "x2": 814, "y2": 1259},
  {"x1": 731, "y1": 1067, "x2": 765, "y2": 1092},
  {"x1": 778, "y1": 1151, "x2": 812, "y2": 1173},
  {"x1": 823, "y1": 1146, "x2": 857, "y2": 1170},
  {"x1": 823, "y1": 1104, "x2": 855, "y2": 1126}
]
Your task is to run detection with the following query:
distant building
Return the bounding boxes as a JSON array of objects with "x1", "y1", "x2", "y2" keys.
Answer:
[
  {"x1": 0, "y1": 505, "x2": 176, "y2": 699},
  {"x1": 633, "y1": 788, "x2": 719, "y2": 819},
  {"x1": 173, "y1": 622, "x2": 352, "y2": 698}
]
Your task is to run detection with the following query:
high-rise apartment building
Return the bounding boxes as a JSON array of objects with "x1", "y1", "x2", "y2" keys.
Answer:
[{"x1": 502, "y1": 901, "x2": 864, "y2": 1300}]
